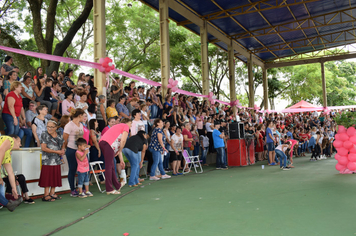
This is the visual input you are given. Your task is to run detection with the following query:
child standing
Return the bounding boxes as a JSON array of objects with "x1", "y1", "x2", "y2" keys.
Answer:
[
  {"x1": 199, "y1": 129, "x2": 209, "y2": 166},
  {"x1": 75, "y1": 138, "x2": 93, "y2": 198}
]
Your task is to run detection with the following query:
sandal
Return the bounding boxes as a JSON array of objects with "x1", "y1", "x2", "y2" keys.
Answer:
[
  {"x1": 42, "y1": 195, "x2": 55, "y2": 202},
  {"x1": 51, "y1": 194, "x2": 62, "y2": 200}
]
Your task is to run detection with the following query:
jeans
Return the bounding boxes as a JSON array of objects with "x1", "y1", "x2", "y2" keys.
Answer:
[
  {"x1": 0, "y1": 189, "x2": 9, "y2": 206},
  {"x1": 37, "y1": 99, "x2": 58, "y2": 111},
  {"x1": 150, "y1": 104, "x2": 158, "y2": 119},
  {"x1": 122, "y1": 148, "x2": 141, "y2": 186},
  {"x1": 0, "y1": 182, "x2": 5, "y2": 198},
  {"x1": 77, "y1": 171, "x2": 89, "y2": 188},
  {"x1": 18, "y1": 127, "x2": 33, "y2": 147},
  {"x1": 149, "y1": 148, "x2": 166, "y2": 177},
  {"x1": 2, "y1": 113, "x2": 19, "y2": 135},
  {"x1": 275, "y1": 149, "x2": 287, "y2": 168},
  {"x1": 163, "y1": 144, "x2": 170, "y2": 169},
  {"x1": 200, "y1": 147, "x2": 208, "y2": 164},
  {"x1": 193, "y1": 143, "x2": 200, "y2": 156},
  {"x1": 216, "y1": 147, "x2": 226, "y2": 168},
  {"x1": 65, "y1": 147, "x2": 78, "y2": 191},
  {"x1": 298, "y1": 142, "x2": 307, "y2": 155}
]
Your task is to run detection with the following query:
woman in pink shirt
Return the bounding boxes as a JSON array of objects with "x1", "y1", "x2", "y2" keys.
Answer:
[
  {"x1": 61, "y1": 90, "x2": 75, "y2": 116},
  {"x1": 99, "y1": 118, "x2": 132, "y2": 195}
]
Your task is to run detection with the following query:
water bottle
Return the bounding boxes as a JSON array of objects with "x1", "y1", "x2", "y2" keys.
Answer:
[
  {"x1": 262, "y1": 165, "x2": 265, "y2": 169},
  {"x1": 120, "y1": 170, "x2": 127, "y2": 184}
]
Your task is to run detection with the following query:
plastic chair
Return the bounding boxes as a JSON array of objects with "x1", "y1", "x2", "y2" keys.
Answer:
[
  {"x1": 182, "y1": 150, "x2": 203, "y2": 174},
  {"x1": 89, "y1": 161, "x2": 106, "y2": 193}
]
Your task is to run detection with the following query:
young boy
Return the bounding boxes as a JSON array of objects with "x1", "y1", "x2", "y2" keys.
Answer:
[{"x1": 75, "y1": 138, "x2": 93, "y2": 198}]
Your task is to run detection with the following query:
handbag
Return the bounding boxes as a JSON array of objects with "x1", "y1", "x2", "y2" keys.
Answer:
[{"x1": 190, "y1": 144, "x2": 195, "y2": 151}]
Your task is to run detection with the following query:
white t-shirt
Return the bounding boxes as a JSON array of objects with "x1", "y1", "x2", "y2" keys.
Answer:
[
  {"x1": 131, "y1": 120, "x2": 145, "y2": 136},
  {"x1": 141, "y1": 110, "x2": 148, "y2": 124},
  {"x1": 169, "y1": 134, "x2": 183, "y2": 152},
  {"x1": 206, "y1": 122, "x2": 213, "y2": 132}
]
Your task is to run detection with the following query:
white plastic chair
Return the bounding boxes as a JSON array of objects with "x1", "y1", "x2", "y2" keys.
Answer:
[
  {"x1": 182, "y1": 150, "x2": 203, "y2": 174},
  {"x1": 89, "y1": 161, "x2": 106, "y2": 193}
]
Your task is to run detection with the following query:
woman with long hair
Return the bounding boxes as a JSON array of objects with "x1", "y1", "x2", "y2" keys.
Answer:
[{"x1": 63, "y1": 108, "x2": 85, "y2": 197}]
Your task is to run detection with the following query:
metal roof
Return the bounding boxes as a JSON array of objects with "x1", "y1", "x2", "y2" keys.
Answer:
[{"x1": 139, "y1": 0, "x2": 356, "y2": 64}]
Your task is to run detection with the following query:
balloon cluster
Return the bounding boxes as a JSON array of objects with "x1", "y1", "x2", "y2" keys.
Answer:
[
  {"x1": 167, "y1": 78, "x2": 179, "y2": 92},
  {"x1": 99, "y1": 57, "x2": 115, "y2": 73},
  {"x1": 323, "y1": 107, "x2": 331, "y2": 115},
  {"x1": 333, "y1": 125, "x2": 356, "y2": 173},
  {"x1": 230, "y1": 100, "x2": 239, "y2": 107}
]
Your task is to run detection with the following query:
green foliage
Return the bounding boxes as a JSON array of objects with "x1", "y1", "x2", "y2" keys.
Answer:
[{"x1": 334, "y1": 111, "x2": 356, "y2": 128}]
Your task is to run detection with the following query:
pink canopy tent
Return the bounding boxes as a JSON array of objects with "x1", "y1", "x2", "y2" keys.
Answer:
[{"x1": 281, "y1": 100, "x2": 323, "y2": 113}]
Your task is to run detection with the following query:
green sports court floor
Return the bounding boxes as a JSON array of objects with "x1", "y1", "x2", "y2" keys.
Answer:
[{"x1": 2, "y1": 154, "x2": 356, "y2": 236}]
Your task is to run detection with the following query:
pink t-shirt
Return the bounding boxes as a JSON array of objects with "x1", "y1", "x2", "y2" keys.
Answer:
[
  {"x1": 63, "y1": 121, "x2": 84, "y2": 149},
  {"x1": 76, "y1": 150, "x2": 89, "y2": 172},
  {"x1": 83, "y1": 126, "x2": 90, "y2": 144},
  {"x1": 101, "y1": 126, "x2": 110, "y2": 136},
  {"x1": 100, "y1": 123, "x2": 130, "y2": 147},
  {"x1": 62, "y1": 99, "x2": 75, "y2": 115},
  {"x1": 196, "y1": 116, "x2": 203, "y2": 129}
]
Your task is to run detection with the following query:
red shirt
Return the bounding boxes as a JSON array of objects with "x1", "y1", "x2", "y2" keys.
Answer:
[
  {"x1": 182, "y1": 128, "x2": 192, "y2": 148},
  {"x1": 299, "y1": 133, "x2": 310, "y2": 141},
  {"x1": 2, "y1": 91, "x2": 23, "y2": 117}
]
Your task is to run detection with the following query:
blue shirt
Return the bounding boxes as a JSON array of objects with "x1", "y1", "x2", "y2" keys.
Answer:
[
  {"x1": 287, "y1": 131, "x2": 293, "y2": 139},
  {"x1": 212, "y1": 129, "x2": 224, "y2": 148},
  {"x1": 116, "y1": 103, "x2": 130, "y2": 117},
  {"x1": 266, "y1": 127, "x2": 274, "y2": 143}
]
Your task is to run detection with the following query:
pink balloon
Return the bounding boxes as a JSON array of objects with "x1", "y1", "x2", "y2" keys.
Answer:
[
  {"x1": 350, "y1": 145, "x2": 356, "y2": 153},
  {"x1": 344, "y1": 140, "x2": 353, "y2": 150},
  {"x1": 105, "y1": 67, "x2": 111, "y2": 73},
  {"x1": 338, "y1": 148, "x2": 349, "y2": 156},
  {"x1": 99, "y1": 66, "x2": 105, "y2": 72},
  {"x1": 335, "y1": 154, "x2": 340, "y2": 160},
  {"x1": 99, "y1": 58, "x2": 105, "y2": 64},
  {"x1": 339, "y1": 133, "x2": 349, "y2": 142},
  {"x1": 171, "y1": 87, "x2": 178, "y2": 92},
  {"x1": 349, "y1": 136, "x2": 356, "y2": 145},
  {"x1": 335, "y1": 134, "x2": 341, "y2": 141},
  {"x1": 338, "y1": 125, "x2": 347, "y2": 134},
  {"x1": 333, "y1": 140, "x2": 343, "y2": 148},
  {"x1": 335, "y1": 163, "x2": 347, "y2": 171},
  {"x1": 347, "y1": 162, "x2": 356, "y2": 171},
  {"x1": 348, "y1": 153, "x2": 356, "y2": 162},
  {"x1": 347, "y1": 127, "x2": 356, "y2": 137},
  {"x1": 338, "y1": 156, "x2": 349, "y2": 165}
]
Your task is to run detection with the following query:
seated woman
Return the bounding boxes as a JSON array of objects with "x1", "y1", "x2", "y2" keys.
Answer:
[
  {"x1": 39, "y1": 119, "x2": 65, "y2": 201},
  {"x1": 2, "y1": 170, "x2": 34, "y2": 204},
  {"x1": 0, "y1": 135, "x2": 23, "y2": 212}
]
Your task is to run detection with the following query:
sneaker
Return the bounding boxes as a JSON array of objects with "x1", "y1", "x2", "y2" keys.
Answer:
[
  {"x1": 222, "y1": 167, "x2": 228, "y2": 170},
  {"x1": 24, "y1": 198, "x2": 35, "y2": 204},
  {"x1": 282, "y1": 167, "x2": 291, "y2": 171},
  {"x1": 177, "y1": 172, "x2": 183, "y2": 175},
  {"x1": 149, "y1": 176, "x2": 160, "y2": 181},
  {"x1": 5, "y1": 197, "x2": 23, "y2": 212},
  {"x1": 270, "y1": 163, "x2": 276, "y2": 166},
  {"x1": 216, "y1": 167, "x2": 221, "y2": 170},
  {"x1": 172, "y1": 173, "x2": 178, "y2": 176},
  {"x1": 85, "y1": 191, "x2": 93, "y2": 197},
  {"x1": 70, "y1": 190, "x2": 79, "y2": 197},
  {"x1": 78, "y1": 192, "x2": 87, "y2": 198},
  {"x1": 161, "y1": 174, "x2": 171, "y2": 179},
  {"x1": 0, "y1": 205, "x2": 3, "y2": 210}
]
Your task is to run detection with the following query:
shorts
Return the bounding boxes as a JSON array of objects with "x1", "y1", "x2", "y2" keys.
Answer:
[
  {"x1": 169, "y1": 151, "x2": 182, "y2": 162},
  {"x1": 267, "y1": 142, "x2": 275, "y2": 152},
  {"x1": 77, "y1": 171, "x2": 89, "y2": 188}
]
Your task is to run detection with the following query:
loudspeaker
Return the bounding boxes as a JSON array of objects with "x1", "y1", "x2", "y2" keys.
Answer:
[
  {"x1": 229, "y1": 122, "x2": 245, "y2": 139},
  {"x1": 229, "y1": 123, "x2": 239, "y2": 139}
]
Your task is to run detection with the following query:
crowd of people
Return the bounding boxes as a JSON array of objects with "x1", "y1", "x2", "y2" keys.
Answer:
[{"x1": 0, "y1": 55, "x2": 339, "y2": 212}]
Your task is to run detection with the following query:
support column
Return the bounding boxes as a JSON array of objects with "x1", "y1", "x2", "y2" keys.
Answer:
[
  {"x1": 321, "y1": 61, "x2": 327, "y2": 107},
  {"x1": 262, "y1": 67, "x2": 268, "y2": 110},
  {"x1": 228, "y1": 40, "x2": 236, "y2": 114},
  {"x1": 200, "y1": 20, "x2": 209, "y2": 97},
  {"x1": 159, "y1": 0, "x2": 170, "y2": 99},
  {"x1": 93, "y1": 0, "x2": 106, "y2": 96},
  {"x1": 248, "y1": 53, "x2": 254, "y2": 108}
]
